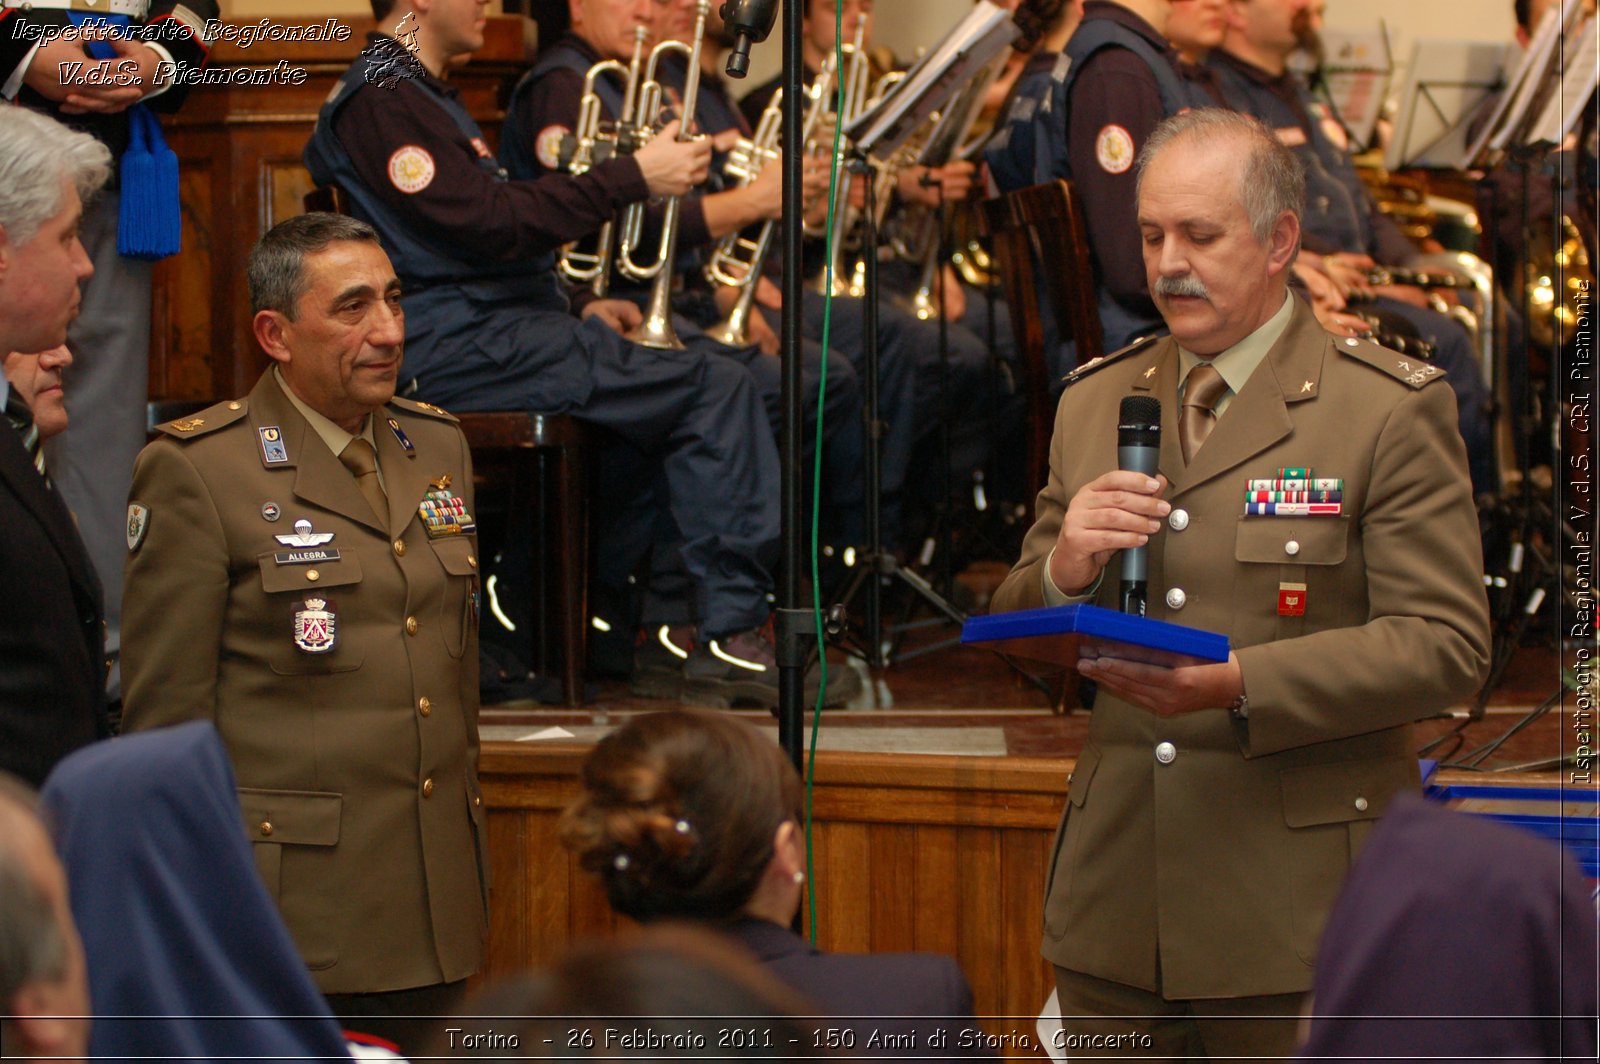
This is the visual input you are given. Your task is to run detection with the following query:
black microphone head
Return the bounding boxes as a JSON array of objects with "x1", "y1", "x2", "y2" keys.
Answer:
[
  {"x1": 725, "y1": 40, "x2": 752, "y2": 77},
  {"x1": 1119, "y1": 395, "x2": 1161, "y2": 431}
]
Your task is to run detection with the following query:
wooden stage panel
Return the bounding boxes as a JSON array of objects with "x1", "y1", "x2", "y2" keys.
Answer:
[{"x1": 479, "y1": 744, "x2": 1069, "y2": 1031}]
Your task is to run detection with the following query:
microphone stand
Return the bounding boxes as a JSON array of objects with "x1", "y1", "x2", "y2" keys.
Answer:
[
  {"x1": 832, "y1": 151, "x2": 968, "y2": 669},
  {"x1": 776, "y1": 0, "x2": 807, "y2": 771}
]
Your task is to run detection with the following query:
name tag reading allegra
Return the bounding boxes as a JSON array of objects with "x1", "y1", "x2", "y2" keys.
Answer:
[{"x1": 275, "y1": 548, "x2": 342, "y2": 566}]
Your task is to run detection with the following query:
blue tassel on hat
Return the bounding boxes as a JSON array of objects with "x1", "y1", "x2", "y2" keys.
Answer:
[{"x1": 67, "y1": 11, "x2": 181, "y2": 261}]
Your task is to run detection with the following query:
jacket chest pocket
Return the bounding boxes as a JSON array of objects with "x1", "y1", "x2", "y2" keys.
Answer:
[
  {"x1": 257, "y1": 551, "x2": 365, "y2": 674},
  {"x1": 429, "y1": 537, "x2": 478, "y2": 660},
  {"x1": 1234, "y1": 517, "x2": 1348, "y2": 639}
]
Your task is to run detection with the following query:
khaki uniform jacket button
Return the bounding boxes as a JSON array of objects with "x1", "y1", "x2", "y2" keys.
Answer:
[
  {"x1": 1354, "y1": 796, "x2": 1369, "y2": 812},
  {"x1": 405, "y1": 616, "x2": 419, "y2": 635},
  {"x1": 1155, "y1": 742, "x2": 1177, "y2": 765},
  {"x1": 422, "y1": 778, "x2": 434, "y2": 797},
  {"x1": 1285, "y1": 539, "x2": 1300, "y2": 556},
  {"x1": 473, "y1": 795, "x2": 482, "y2": 807},
  {"x1": 259, "y1": 821, "x2": 273, "y2": 837},
  {"x1": 1165, "y1": 587, "x2": 1187, "y2": 610},
  {"x1": 1168, "y1": 508, "x2": 1189, "y2": 531},
  {"x1": 394, "y1": 539, "x2": 407, "y2": 557},
  {"x1": 418, "y1": 696, "x2": 432, "y2": 717}
]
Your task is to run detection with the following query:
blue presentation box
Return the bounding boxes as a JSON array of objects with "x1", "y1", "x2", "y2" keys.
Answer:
[{"x1": 961, "y1": 603, "x2": 1230, "y2": 670}]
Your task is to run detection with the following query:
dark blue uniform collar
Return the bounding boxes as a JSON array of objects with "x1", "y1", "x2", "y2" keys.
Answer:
[{"x1": 1081, "y1": 0, "x2": 1169, "y2": 50}]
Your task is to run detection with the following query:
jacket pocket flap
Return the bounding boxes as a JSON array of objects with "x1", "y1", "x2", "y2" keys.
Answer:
[
  {"x1": 429, "y1": 537, "x2": 479, "y2": 576},
  {"x1": 258, "y1": 550, "x2": 363, "y2": 594},
  {"x1": 1280, "y1": 758, "x2": 1412, "y2": 828},
  {"x1": 238, "y1": 787, "x2": 342, "y2": 845},
  {"x1": 1067, "y1": 745, "x2": 1101, "y2": 808},
  {"x1": 1236, "y1": 516, "x2": 1349, "y2": 565}
]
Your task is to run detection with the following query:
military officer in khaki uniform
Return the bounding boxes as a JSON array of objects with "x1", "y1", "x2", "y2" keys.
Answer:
[
  {"x1": 120, "y1": 214, "x2": 485, "y2": 1048},
  {"x1": 991, "y1": 110, "x2": 1489, "y2": 1058}
]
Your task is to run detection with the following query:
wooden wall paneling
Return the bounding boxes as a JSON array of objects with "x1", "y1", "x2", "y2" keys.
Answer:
[
  {"x1": 150, "y1": 152, "x2": 218, "y2": 400},
  {"x1": 522, "y1": 808, "x2": 572, "y2": 963},
  {"x1": 811, "y1": 820, "x2": 872, "y2": 952},
  {"x1": 485, "y1": 810, "x2": 529, "y2": 976},
  {"x1": 999, "y1": 827, "x2": 1054, "y2": 1028},
  {"x1": 956, "y1": 824, "x2": 1005, "y2": 1028},
  {"x1": 910, "y1": 824, "x2": 961, "y2": 958},
  {"x1": 866, "y1": 823, "x2": 918, "y2": 953}
]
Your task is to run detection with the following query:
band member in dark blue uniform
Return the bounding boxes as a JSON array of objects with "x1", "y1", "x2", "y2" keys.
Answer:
[{"x1": 305, "y1": 0, "x2": 826, "y2": 709}]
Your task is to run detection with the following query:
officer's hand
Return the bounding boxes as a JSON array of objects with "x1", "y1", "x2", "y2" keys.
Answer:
[
  {"x1": 1049, "y1": 471, "x2": 1170, "y2": 596},
  {"x1": 25, "y1": 35, "x2": 143, "y2": 113},
  {"x1": 636, "y1": 121, "x2": 711, "y2": 197},
  {"x1": 1077, "y1": 650, "x2": 1244, "y2": 717},
  {"x1": 581, "y1": 298, "x2": 643, "y2": 334},
  {"x1": 710, "y1": 128, "x2": 743, "y2": 154}
]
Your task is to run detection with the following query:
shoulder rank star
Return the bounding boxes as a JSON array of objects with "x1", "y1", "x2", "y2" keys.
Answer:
[
  {"x1": 173, "y1": 417, "x2": 205, "y2": 432},
  {"x1": 1301, "y1": 381, "x2": 1315, "y2": 393}
]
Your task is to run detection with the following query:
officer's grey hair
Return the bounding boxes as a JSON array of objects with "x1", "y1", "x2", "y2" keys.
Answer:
[
  {"x1": 0, "y1": 109, "x2": 111, "y2": 247},
  {"x1": 248, "y1": 213, "x2": 382, "y2": 319},
  {"x1": 1135, "y1": 108, "x2": 1305, "y2": 247},
  {"x1": 0, "y1": 776, "x2": 67, "y2": 1016}
]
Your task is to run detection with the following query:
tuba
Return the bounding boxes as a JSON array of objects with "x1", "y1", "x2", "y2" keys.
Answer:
[
  {"x1": 557, "y1": 26, "x2": 648, "y2": 296},
  {"x1": 614, "y1": 0, "x2": 712, "y2": 350}
]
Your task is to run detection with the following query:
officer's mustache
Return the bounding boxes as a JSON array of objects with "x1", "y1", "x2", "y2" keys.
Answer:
[{"x1": 1153, "y1": 274, "x2": 1211, "y2": 301}]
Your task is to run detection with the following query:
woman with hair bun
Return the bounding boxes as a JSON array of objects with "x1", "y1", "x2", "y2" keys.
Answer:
[{"x1": 562, "y1": 709, "x2": 989, "y2": 1057}]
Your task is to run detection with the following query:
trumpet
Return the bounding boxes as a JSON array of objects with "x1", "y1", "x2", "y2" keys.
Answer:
[
  {"x1": 557, "y1": 26, "x2": 648, "y2": 296},
  {"x1": 613, "y1": 0, "x2": 712, "y2": 350},
  {"x1": 704, "y1": 87, "x2": 784, "y2": 347}
]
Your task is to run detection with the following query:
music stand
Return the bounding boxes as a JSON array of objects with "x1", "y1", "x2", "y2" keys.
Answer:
[
  {"x1": 1383, "y1": 39, "x2": 1510, "y2": 171},
  {"x1": 827, "y1": 3, "x2": 1018, "y2": 668},
  {"x1": 1317, "y1": 25, "x2": 1393, "y2": 152}
]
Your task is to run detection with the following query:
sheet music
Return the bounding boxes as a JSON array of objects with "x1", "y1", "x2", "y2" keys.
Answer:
[
  {"x1": 845, "y1": 0, "x2": 1020, "y2": 159},
  {"x1": 1476, "y1": 0, "x2": 1587, "y2": 157},
  {"x1": 1526, "y1": 15, "x2": 1599, "y2": 146},
  {"x1": 1318, "y1": 27, "x2": 1391, "y2": 151},
  {"x1": 1380, "y1": 38, "x2": 1511, "y2": 170}
]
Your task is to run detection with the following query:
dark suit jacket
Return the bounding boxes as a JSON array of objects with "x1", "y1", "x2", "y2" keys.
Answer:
[
  {"x1": 724, "y1": 918, "x2": 990, "y2": 1058},
  {"x1": 0, "y1": 421, "x2": 108, "y2": 786}
]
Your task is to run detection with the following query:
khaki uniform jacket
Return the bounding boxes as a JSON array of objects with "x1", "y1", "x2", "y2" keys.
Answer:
[
  {"x1": 991, "y1": 297, "x2": 1490, "y2": 999},
  {"x1": 120, "y1": 372, "x2": 487, "y2": 994}
]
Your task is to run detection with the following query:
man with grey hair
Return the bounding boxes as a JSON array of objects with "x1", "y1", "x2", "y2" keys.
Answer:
[
  {"x1": 991, "y1": 108, "x2": 1490, "y2": 1057},
  {"x1": 121, "y1": 213, "x2": 486, "y2": 1050},
  {"x1": 0, "y1": 774, "x2": 90, "y2": 1062},
  {"x1": 0, "y1": 106, "x2": 113, "y2": 787}
]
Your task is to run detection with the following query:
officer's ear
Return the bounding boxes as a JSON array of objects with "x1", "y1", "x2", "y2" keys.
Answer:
[
  {"x1": 253, "y1": 309, "x2": 294, "y2": 367},
  {"x1": 1265, "y1": 209, "x2": 1299, "y2": 278}
]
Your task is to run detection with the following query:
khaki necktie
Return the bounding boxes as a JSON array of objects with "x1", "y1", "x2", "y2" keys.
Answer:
[
  {"x1": 1180, "y1": 362, "x2": 1230, "y2": 465},
  {"x1": 339, "y1": 438, "x2": 388, "y2": 523}
]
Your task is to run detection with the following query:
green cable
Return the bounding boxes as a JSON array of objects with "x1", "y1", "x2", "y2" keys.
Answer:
[{"x1": 804, "y1": 2, "x2": 848, "y2": 946}]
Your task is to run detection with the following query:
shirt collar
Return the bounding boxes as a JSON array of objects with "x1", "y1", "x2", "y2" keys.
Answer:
[
  {"x1": 1178, "y1": 288, "x2": 1294, "y2": 401},
  {"x1": 273, "y1": 367, "x2": 376, "y2": 460}
]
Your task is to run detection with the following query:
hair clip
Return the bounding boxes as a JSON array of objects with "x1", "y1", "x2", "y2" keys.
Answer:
[
  {"x1": 674, "y1": 819, "x2": 692, "y2": 835},
  {"x1": 613, "y1": 853, "x2": 630, "y2": 871}
]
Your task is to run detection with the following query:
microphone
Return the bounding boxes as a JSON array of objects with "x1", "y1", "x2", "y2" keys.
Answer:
[
  {"x1": 1117, "y1": 396, "x2": 1161, "y2": 616},
  {"x1": 720, "y1": 0, "x2": 778, "y2": 78}
]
